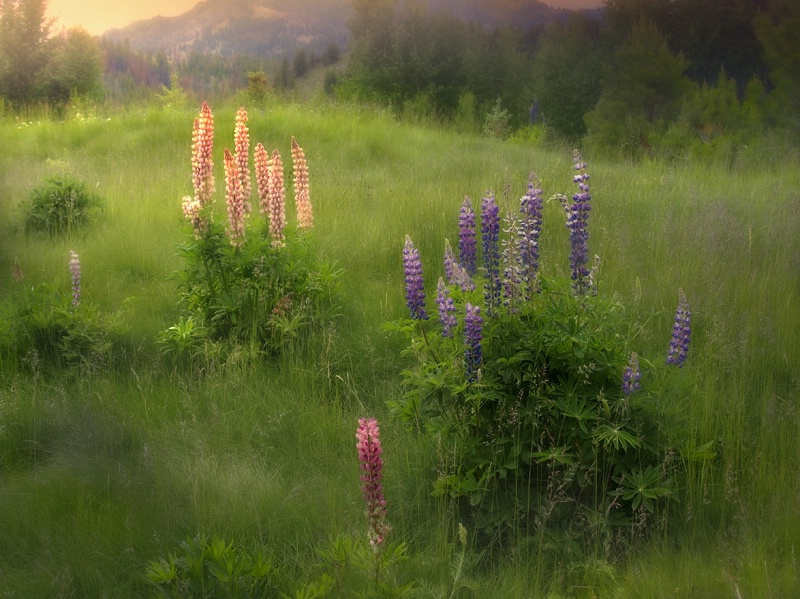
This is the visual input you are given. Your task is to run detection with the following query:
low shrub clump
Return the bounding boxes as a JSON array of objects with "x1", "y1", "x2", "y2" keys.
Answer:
[
  {"x1": 22, "y1": 174, "x2": 103, "y2": 235},
  {"x1": 160, "y1": 104, "x2": 341, "y2": 369}
]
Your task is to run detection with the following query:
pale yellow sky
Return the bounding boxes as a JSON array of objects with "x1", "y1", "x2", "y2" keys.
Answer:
[{"x1": 47, "y1": 0, "x2": 604, "y2": 36}]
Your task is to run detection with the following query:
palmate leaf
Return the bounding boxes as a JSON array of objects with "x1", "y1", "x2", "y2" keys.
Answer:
[
  {"x1": 593, "y1": 424, "x2": 640, "y2": 451},
  {"x1": 529, "y1": 445, "x2": 575, "y2": 466},
  {"x1": 613, "y1": 466, "x2": 672, "y2": 512}
]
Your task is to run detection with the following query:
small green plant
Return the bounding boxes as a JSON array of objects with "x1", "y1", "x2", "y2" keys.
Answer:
[
  {"x1": 482, "y1": 97, "x2": 511, "y2": 140},
  {"x1": 145, "y1": 533, "x2": 278, "y2": 598},
  {"x1": 23, "y1": 174, "x2": 103, "y2": 234}
]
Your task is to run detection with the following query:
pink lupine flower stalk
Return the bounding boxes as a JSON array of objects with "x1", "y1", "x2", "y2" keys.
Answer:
[
  {"x1": 191, "y1": 102, "x2": 215, "y2": 208},
  {"x1": 234, "y1": 107, "x2": 251, "y2": 210},
  {"x1": 356, "y1": 418, "x2": 390, "y2": 551},
  {"x1": 68, "y1": 250, "x2": 81, "y2": 308},
  {"x1": 267, "y1": 149, "x2": 287, "y2": 247},
  {"x1": 223, "y1": 148, "x2": 248, "y2": 247},
  {"x1": 181, "y1": 195, "x2": 205, "y2": 238},
  {"x1": 255, "y1": 142, "x2": 270, "y2": 215},
  {"x1": 291, "y1": 136, "x2": 313, "y2": 229}
]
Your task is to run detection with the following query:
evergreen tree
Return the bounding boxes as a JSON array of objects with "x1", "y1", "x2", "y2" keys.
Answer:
[
  {"x1": 0, "y1": 0, "x2": 50, "y2": 104},
  {"x1": 585, "y1": 19, "x2": 691, "y2": 156}
]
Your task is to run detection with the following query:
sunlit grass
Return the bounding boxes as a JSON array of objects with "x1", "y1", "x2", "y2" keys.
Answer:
[{"x1": 0, "y1": 99, "x2": 798, "y2": 597}]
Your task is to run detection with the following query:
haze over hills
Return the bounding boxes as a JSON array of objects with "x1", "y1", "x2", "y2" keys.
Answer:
[{"x1": 102, "y1": 0, "x2": 602, "y2": 58}]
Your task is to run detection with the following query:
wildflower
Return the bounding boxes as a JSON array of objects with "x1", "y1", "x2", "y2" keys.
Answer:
[
  {"x1": 191, "y1": 101, "x2": 215, "y2": 209},
  {"x1": 481, "y1": 192, "x2": 501, "y2": 313},
  {"x1": 451, "y1": 262, "x2": 476, "y2": 293},
  {"x1": 666, "y1": 289, "x2": 691, "y2": 367},
  {"x1": 436, "y1": 277, "x2": 457, "y2": 338},
  {"x1": 623, "y1": 352, "x2": 642, "y2": 395},
  {"x1": 519, "y1": 173, "x2": 543, "y2": 298},
  {"x1": 267, "y1": 149, "x2": 287, "y2": 247},
  {"x1": 458, "y1": 196, "x2": 477, "y2": 276},
  {"x1": 181, "y1": 195, "x2": 205, "y2": 237},
  {"x1": 565, "y1": 150, "x2": 591, "y2": 295},
  {"x1": 68, "y1": 250, "x2": 81, "y2": 307},
  {"x1": 223, "y1": 148, "x2": 248, "y2": 247},
  {"x1": 234, "y1": 107, "x2": 251, "y2": 208},
  {"x1": 443, "y1": 238, "x2": 456, "y2": 283},
  {"x1": 292, "y1": 137, "x2": 313, "y2": 229},
  {"x1": 356, "y1": 418, "x2": 390, "y2": 551},
  {"x1": 464, "y1": 302, "x2": 483, "y2": 381},
  {"x1": 502, "y1": 212, "x2": 522, "y2": 311},
  {"x1": 403, "y1": 235, "x2": 428, "y2": 320},
  {"x1": 254, "y1": 142, "x2": 270, "y2": 215}
]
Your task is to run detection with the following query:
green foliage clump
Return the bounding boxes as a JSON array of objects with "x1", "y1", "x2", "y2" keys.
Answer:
[
  {"x1": 162, "y1": 226, "x2": 341, "y2": 368},
  {"x1": 146, "y1": 533, "x2": 279, "y2": 598},
  {"x1": 482, "y1": 97, "x2": 511, "y2": 140},
  {"x1": 22, "y1": 175, "x2": 103, "y2": 235}
]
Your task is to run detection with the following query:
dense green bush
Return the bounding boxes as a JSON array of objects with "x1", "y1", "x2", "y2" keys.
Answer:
[{"x1": 22, "y1": 174, "x2": 103, "y2": 235}]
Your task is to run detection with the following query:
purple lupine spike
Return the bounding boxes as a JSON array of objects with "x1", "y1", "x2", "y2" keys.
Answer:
[
  {"x1": 481, "y1": 192, "x2": 501, "y2": 314},
  {"x1": 403, "y1": 235, "x2": 428, "y2": 321},
  {"x1": 436, "y1": 278, "x2": 458, "y2": 338},
  {"x1": 451, "y1": 262, "x2": 476, "y2": 293},
  {"x1": 458, "y1": 196, "x2": 478, "y2": 277},
  {"x1": 622, "y1": 352, "x2": 642, "y2": 395},
  {"x1": 356, "y1": 418, "x2": 390, "y2": 552},
  {"x1": 68, "y1": 250, "x2": 81, "y2": 308},
  {"x1": 502, "y1": 212, "x2": 522, "y2": 311},
  {"x1": 519, "y1": 173, "x2": 543, "y2": 298},
  {"x1": 565, "y1": 150, "x2": 592, "y2": 295},
  {"x1": 464, "y1": 303, "x2": 483, "y2": 382},
  {"x1": 443, "y1": 238, "x2": 456, "y2": 283},
  {"x1": 666, "y1": 289, "x2": 691, "y2": 367}
]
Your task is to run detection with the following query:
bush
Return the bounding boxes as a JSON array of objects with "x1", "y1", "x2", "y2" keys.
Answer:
[
  {"x1": 23, "y1": 174, "x2": 103, "y2": 235},
  {"x1": 388, "y1": 158, "x2": 688, "y2": 551}
]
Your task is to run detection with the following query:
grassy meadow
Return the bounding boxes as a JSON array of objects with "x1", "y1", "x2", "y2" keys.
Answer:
[{"x1": 0, "y1": 100, "x2": 799, "y2": 597}]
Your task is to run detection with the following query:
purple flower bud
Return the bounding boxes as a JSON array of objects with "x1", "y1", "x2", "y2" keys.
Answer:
[
  {"x1": 403, "y1": 235, "x2": 428, "y2": 320},
  {"x1": 481, "y1": 192, "x2": 501, "y2": 313},
  {"x1": 436, "y1": 278, "x2": 457, "y2": 338},
  {"x1": 666, "y1": 289, "x2": 691, "y2": 367},
  {"x1": 565, "y1": 150, "x2": 591, "y2": 295},
  {"x1": 623, "y1": 352, "x2": 642, "y2": 395},
  {"x1": 443, "y1": 239, "x2": 456, "y2": 283},
  {"x1": 451, "y1": 262, "x2": 476, "y2": 293},
  {"x1": 464, "y1": 302, "x2": 483, "y2": 381},
  {"x1": 458, "y1": 196, "x2": 478, "y2": 277}
]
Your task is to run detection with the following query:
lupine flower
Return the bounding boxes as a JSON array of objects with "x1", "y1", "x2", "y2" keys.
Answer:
[
  {"x1": 254, "y1": 142, "x2": 270, "y2": 215},
  {"x1": 451, "y1": 262, "x2": 476, "y2": 293},
  {"x1": 502, "y1": 212, "x2": 522, "y2": 311},
  {"x1": 267, "y1": 149, "x2": 287, "y2": 247},
  {"x1": 234, "y1": 107, "x2": 251, "y2": 209},
  {"x1": 519, "y1": 174, "x2": 543, "y2": 298},
  {"x1": 291, "y1": 137, "x2": 313, "y2": 229},
  {"x1": 464, "y1": 302, "x2": 483, "y2": 381},
  {"x1": 223, "y1": 148, "x2": 248, "y2": 247},
  {"x1": 458, "y1": 196, "x2": 477, "y2": 276},
  {"x1": 436, "y1": 277, "x2": 457, "y2": 338},
  {"x1": 181, "y1": 195, "x2": 205, "y2": 238},
  {"x1": 68, "y1": 250, "x2": 81, "y2": 308},
  {"x1": 191, "y1": 102, "x2": 215, "y2": 208},
  {"x1": 666, "y1": 289, "x2": 691, "y2": 367},
  {"x1": 481, "y1": 192, "x2": 501, "y2": 314},
  {"x1": 622, "y1": 352, "x2": 642, "y2": 396},
  {"x1": 356, "y1": 418, "x2": 390, "y2": 551},
  {"x1": 565, "y1": 150, "x2": 592, "y2": 295},
  {"x1": 403, "y1": 235, "x2": 428, "y2": 320},
  {"x1": 443, "y1": 238, "x2": 456, "y2": 283}
]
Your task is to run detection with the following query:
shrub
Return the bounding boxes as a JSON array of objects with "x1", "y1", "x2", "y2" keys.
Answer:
[
  {"x1": 163, "y1": 103, "x2": 341, "y2": 368},
  {"x1": 23, "y1": 174, "x2": 103, "y2": 235},
  {"x1": 387, "y1": 156, "x2": 688, "y2": 550}
]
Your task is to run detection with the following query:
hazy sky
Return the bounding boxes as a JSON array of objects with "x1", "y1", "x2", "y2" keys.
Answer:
[{"x1": 47, "y1": 0, "x2": 605, "y2": 36}]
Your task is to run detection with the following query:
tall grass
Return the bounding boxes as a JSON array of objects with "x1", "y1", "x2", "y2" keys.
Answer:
[{"x1": 1, "y1": 100, "x2": 798, "y2": 597}]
